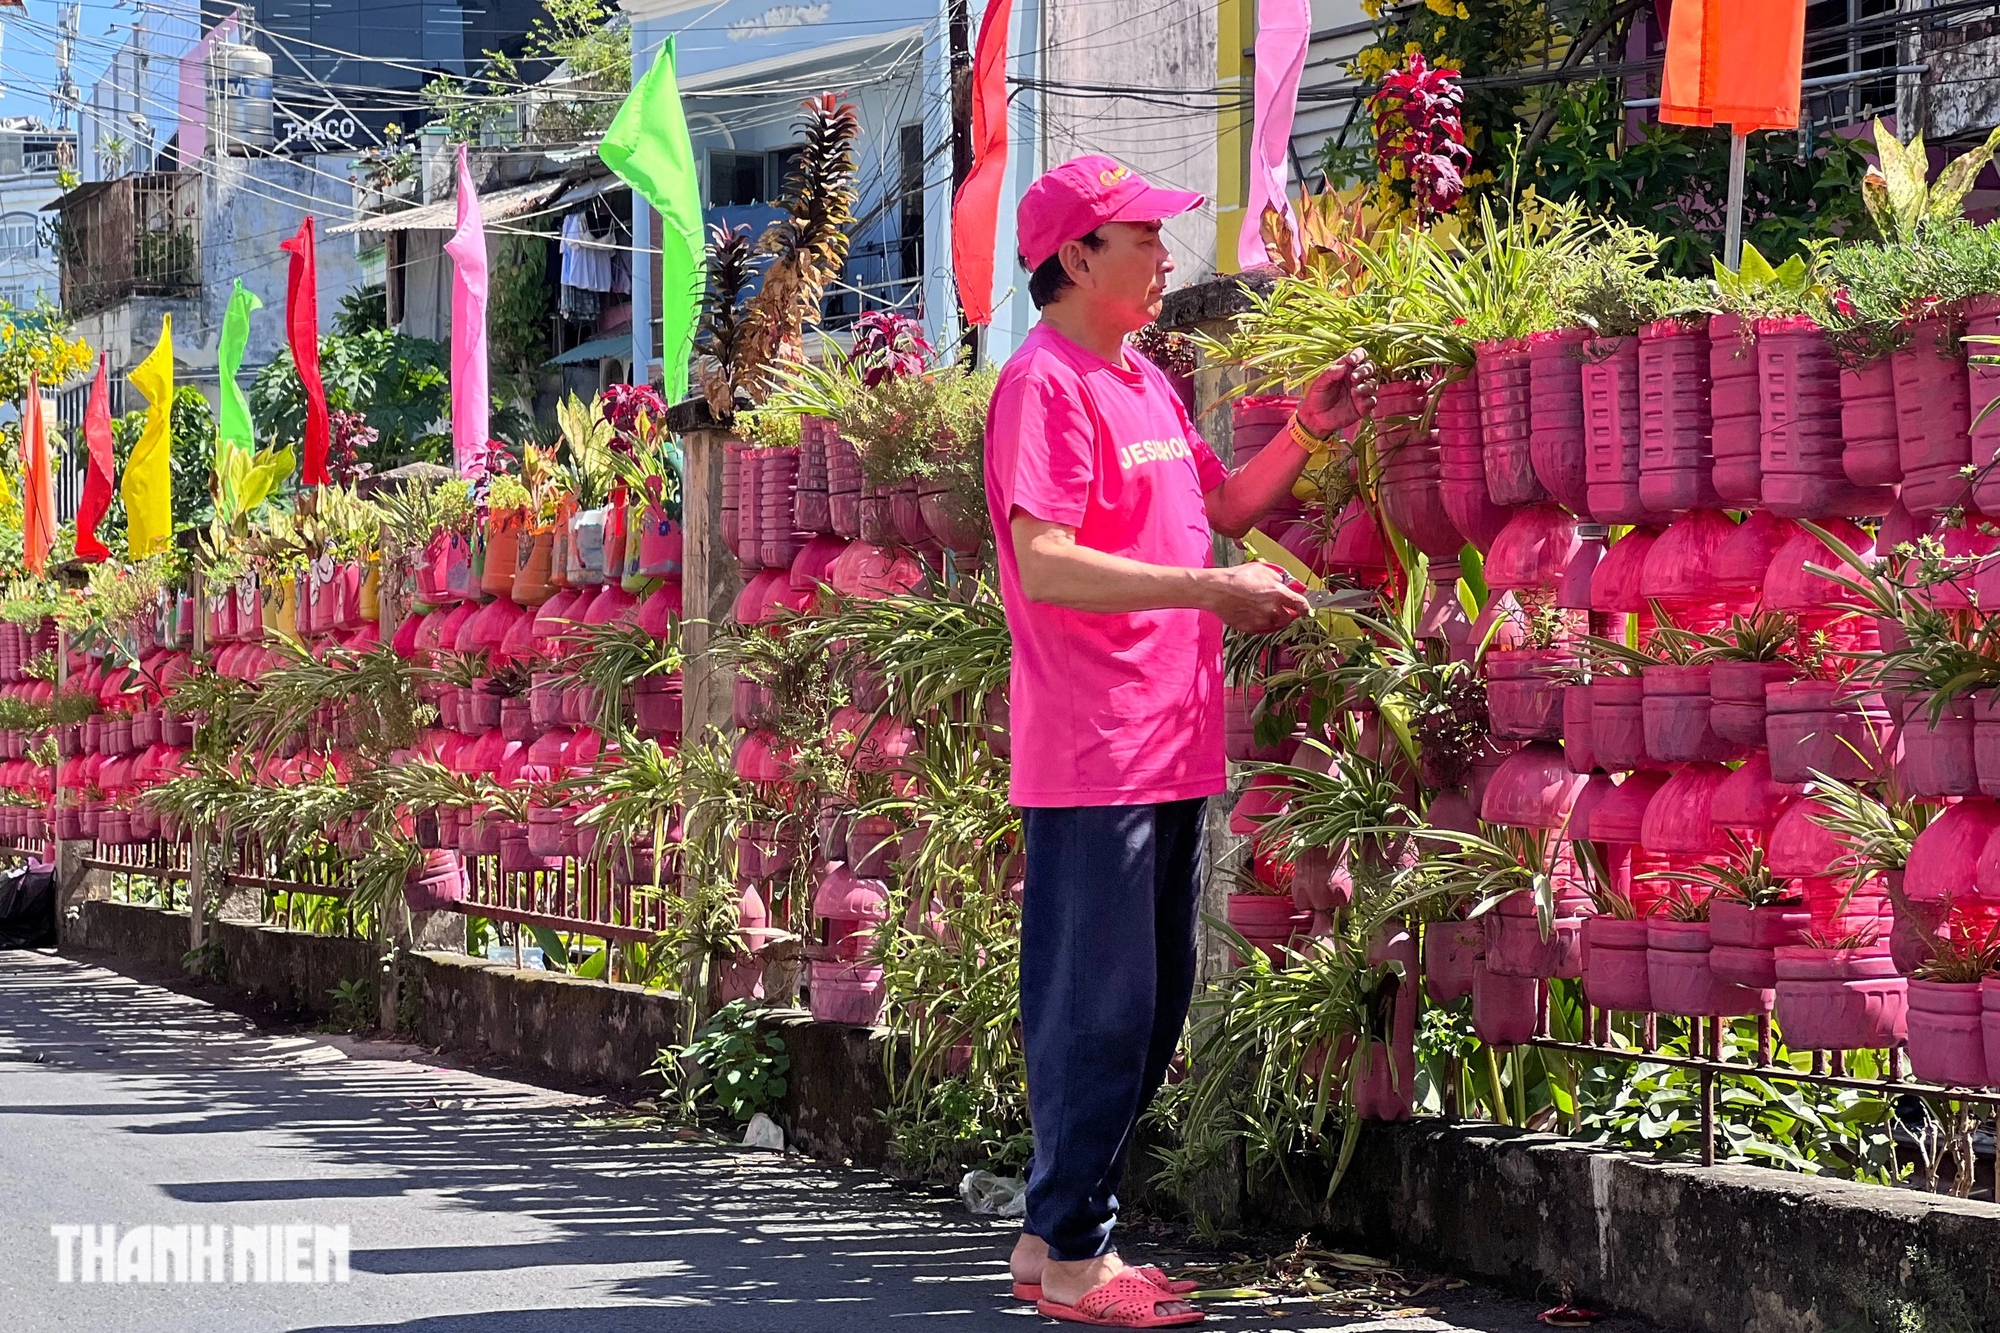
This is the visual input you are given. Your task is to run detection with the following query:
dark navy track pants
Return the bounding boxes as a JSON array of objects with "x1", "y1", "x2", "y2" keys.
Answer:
[{"x1": 1019, "y1": 797, "x2": 1205, "y2": 1262}]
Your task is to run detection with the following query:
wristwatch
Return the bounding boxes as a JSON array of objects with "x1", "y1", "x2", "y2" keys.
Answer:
[{"x1": 1286, "y1": 412, "x2": 1338, "y2": 455}]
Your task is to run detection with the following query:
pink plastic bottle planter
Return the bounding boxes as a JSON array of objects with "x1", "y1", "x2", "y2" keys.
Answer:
[
  {"x1": 1486, "y1": 649, "x2": 1570, "y2": 741},
  {"x1": 1588, "y1": 526, "x2": 1659, "y2": 617},
  {"x1": 1906, "y1": 980, "x2": 1987, "y2": 1087},
  {"x1": 1482, "y1": 503, "x2": 1579, "y2": 592},
  {"x1": 1588, "y1": 675, "x2": 1648, "y2": 773},
  {"x1": 1895, "y1": 316, "x2": 1974, "y2": 516},
  {"x1": 1586, "y1": 769, "x2": 1671, "y2": 848},
  {"x1": 1471, "y1": 960, "x2": 1539, "y2": 1045},
  {"x1": 1362, "y1": 924, "x2": 1420, "y2": 1120},
  {"x1": 1639, "y1": 509, "x2": 1740, "y2": 625},
  {"x1": 1764, "y1": 517, "x2": 1875, "y2": 617},
  {"x1": 1759, "y1": 318, "x2": 1894, "y2": 517},
  {"x1": 1436, "y1": 374, "x2": 1512, "y2": 552},
  {"x1": 1229, "y1": 395, "x2": 1299, "y2": 468},
  {"x1": 1710, "y1": 899, "x2": 1810, "y2": 990},
  {"x1": 1709, "y1": 752, "x2": 1801, "y2": 837},
  {"x1": 1708, "y1": 660, "x2": 1800, "y2": 747},
  {"x1": 1707, "y1": 313, "x2": 1762, "y2": 504},
  {"x1": 1905, "y1": 797, "x2": 2000, "y2": 912},
  {"x1": 1478, "y1": 339, "x2": 1543, "y2": 505},
  {"x1": 1973, "y1": 692, "x2": 2000, "y2": 798},
  {"x1": 1225, "y1": 686, "x2": 1291, "y2": 763},
  {"x1": 1226, "y1": 892, "x2": 1306, "y2": 966},
  {"x1": 1638, "y1": 317, "x2": 1721, "y2": 513},
  {"x1": 1479, "y1": 741, "x2": 1584, "y2": 829},
  {"x1": 1639, "y1": 761, "x2": 1732, "y2": 855},
  {"x1": 1376, "y1": 380, "x2": 1466, "y2": 562},
  {"x1": 1979, "y1": 976, "x2": 2000, "y2": 1089},
  {"x1": 1556, "y1": 527, "x2": 1603, "y2": 613},
  {"x1": 1583, "y1": 335, "x2": 1650, "y2": 523},
  {"x1": 1711, "y1": 510, "x2": 1797, "y2": 608},
  {"x1": 1562, "y1": 683, "x2": 1597, "y2": 774},
  {"x1": 1968, "y1": 296, "x2": 2000, "y2": 512},
  {"x1": 1764, "y1": 679, "x2": 1890, "y2": 784},
  {"x1": 1582, "y1": 917, "x2": 1653, "y2": 1011},
  {"x1": 1650, "y1": 918, "x2": 1773, "y2": 1018},
  {"x1": 1641, "y1": 666, "x2": 1741, "y2": 763},
  {"x1": 1484, "y1": 908, "x2": 1584, "y2": 980},
  {"x1": 1528, "y1": 328, "x2": 1591, "y2": 513},
  {"x1": 1896, "y1": 695, "x2": 1979, "y2": 798},
  {"x1": 1424, "y1": 918, "x2": 1485, "y2": 1003},
  {"x1": 1773, "y1": 947, "x2": 1907, "y2": 1051},
  {"x1": 1840, "y1": 354, "x2": 1901, "y2": 487}
]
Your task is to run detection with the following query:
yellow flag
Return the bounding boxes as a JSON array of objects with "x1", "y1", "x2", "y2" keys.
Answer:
[{"x1": 125, "y1": 315, "x2": 174, "y2": 557}]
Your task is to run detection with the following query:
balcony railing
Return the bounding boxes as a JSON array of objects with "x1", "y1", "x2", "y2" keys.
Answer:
[{"x1": 50, "y1": 172, "x2": 201, "y2": 314}]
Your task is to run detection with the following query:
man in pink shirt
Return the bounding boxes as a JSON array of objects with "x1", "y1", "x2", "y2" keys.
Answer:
[{"x1": 987, "y1": 155, "x2": 1374, "y2": 1328}]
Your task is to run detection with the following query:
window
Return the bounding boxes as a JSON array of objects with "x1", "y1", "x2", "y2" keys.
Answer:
[
  {"x1": 709, "y1": 151, "x2": 765, "y2": 207},
  {"x1": 0, "y1": 214, "x2": 39, "y2": 258},
  {"x1": 766, "y1": 146, "x2": 803, "y2": 201}
]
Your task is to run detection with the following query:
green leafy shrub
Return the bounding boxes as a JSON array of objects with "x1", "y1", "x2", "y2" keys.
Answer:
[{"x1": 660, "y1": 1000, "x2": 791, "y2": 1123}]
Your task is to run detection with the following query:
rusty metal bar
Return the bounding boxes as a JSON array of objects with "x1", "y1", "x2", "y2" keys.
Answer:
[{"x1": 1528, "y1": 1037, "x2": 2000, "y2": 1108}]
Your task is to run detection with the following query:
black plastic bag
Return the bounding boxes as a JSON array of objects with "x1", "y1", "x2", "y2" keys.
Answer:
[{"x1": 0, "y1": 861, "x2": 55, "y2": 949}]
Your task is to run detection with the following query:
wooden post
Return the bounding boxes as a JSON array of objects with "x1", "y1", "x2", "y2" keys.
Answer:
[
  {"x1": 672, "y1": 413, "x2": 741, "y2": 1010},
  {"x1": 676, "y1": 423, "x2": 741, "y2": 741}
]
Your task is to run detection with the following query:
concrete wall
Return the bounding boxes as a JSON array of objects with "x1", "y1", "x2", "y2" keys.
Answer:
[
  {"x1": 1309, "y1": 1122, "x2": 2000, "y2": 1333},
  {"x1": 404, "y1": 950, "x2": 689, "y2": 1091},
  {"x1": 66, "y1": 899, "x2": 376, "y2": 1020}
]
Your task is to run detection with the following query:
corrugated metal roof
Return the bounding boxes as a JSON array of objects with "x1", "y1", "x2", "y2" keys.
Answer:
[{"x1": 327, "y1": 178, "x2": 567, "y2": 236}]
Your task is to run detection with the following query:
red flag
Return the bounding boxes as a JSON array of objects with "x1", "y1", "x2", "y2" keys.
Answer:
[
  {"x1": 76, "y1": 353, "x2": 115, "y2": 562},
  {"x1": 950, "y1": 0, "x2": 1014, "y2": 327},
  {"x1": 20, "y1": 371, "x2": 52, "y2": 574},
  {"x1": 281, "y1": 217, "x2": 331, "y2": 486}
]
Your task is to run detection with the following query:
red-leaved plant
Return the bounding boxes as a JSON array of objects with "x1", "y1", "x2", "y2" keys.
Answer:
[
  {"x1": 848, "y1": 311, "x2": 932, "y2": 386},
  {"x1": 1369, "y1": 53, "x2": 1471, "y2": 224}
]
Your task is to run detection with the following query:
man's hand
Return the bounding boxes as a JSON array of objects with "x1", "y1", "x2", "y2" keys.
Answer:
[
  {"x1": 1296, "y1": 348, "x2": 1379, "y2": 439},
  {"x1": 1199, "y1": 562, "x2": 1310, "y2": 633}
]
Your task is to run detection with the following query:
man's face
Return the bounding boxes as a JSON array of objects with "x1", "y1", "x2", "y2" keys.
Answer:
[{"x1": 1060, "y1": 220, "x2": 1175, "y2": 328}]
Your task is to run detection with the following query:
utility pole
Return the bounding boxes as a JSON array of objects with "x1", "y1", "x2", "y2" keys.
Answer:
[
  {"x1": 948, "y1": 0, "x2": 980, "y2": 369},
  {"x1": 53, "y1": 4, "x2": 80, "y2": 131}
]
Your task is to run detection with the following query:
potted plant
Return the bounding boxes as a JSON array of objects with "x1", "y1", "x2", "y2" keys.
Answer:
[
  {"x1": 1560, "y1": 241, "x2": 1709, "y2": 522},
  {"x1": 1905, "y1": 908, "x2": 1999, "y2": 1087},
  {"x1": 1688, "y1": 833, "x2": 1808, "y2": 991},
  {"x1": 1693, "y1": 612, "x2": 1801, "y2": 747}
]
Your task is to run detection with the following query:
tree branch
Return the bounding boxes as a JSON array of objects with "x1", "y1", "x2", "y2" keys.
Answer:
[{"x1": 1515, "y1": 0, "x2": 1653, "y2": 172}]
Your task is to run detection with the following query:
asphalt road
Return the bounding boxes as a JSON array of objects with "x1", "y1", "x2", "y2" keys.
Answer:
[{"x1": 0, "y1": 950, "x2": 1668, "y2": 1333}]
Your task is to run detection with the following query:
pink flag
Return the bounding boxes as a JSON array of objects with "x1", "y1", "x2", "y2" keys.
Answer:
[
  {"x1": 444, "y1": 144, "x2": 490, "y2": 478},
  {"x1": 1237, "y1": 0, "x2": 1313, "y2": 271}
]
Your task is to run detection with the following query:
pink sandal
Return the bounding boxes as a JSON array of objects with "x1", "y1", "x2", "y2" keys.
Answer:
[
  {"x1": 1035, "y1": 1270, "x2": 1203, "y2": 1327},
  {"x1": 1012, "y1": 1265, "x2": 1198, "y2": 1303}
]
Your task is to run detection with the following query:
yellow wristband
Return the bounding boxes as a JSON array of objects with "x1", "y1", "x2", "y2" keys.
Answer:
[{"x1": 1287, "y1": 412, "x2": 1336, "y2": 455}]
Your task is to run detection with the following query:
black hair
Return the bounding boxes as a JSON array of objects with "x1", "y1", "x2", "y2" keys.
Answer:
[{"x1": 1026, "y1": 229, "x2": 1107, "y2": 309}]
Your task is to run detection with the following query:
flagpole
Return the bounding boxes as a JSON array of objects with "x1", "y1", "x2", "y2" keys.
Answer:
[{"x1": 1723, "y1": 130, "x2": 1748, "y2": 270}]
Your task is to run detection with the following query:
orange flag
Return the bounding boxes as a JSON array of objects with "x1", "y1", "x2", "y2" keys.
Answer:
[
  {"x1": 1659, "y1": 0, "x2": 1807, "y2": 133},
  {"x1": 20, "y1": 371, "x2": 53, "y2": 574}
]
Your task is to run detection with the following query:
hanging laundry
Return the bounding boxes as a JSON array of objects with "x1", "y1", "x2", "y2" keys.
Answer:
[{"x1": 560, "y1": 212, "x2": 615, "y2": 292}]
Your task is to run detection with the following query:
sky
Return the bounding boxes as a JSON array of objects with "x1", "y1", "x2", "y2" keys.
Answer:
[{"x1": 0, "y1": 2, "x2": 162, "y2": 130}]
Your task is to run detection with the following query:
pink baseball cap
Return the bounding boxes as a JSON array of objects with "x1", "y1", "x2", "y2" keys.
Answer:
[{"x1": 1017, "y1": 155, "x2": 1205, "y2": 271}]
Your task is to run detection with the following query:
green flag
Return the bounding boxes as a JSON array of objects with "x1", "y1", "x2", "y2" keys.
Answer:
[
  {"x1": 217, "y1": 280, "x2": 262, "y2": 515},
  {"x1": 600, "y1": 35, "x2": 703, "y2": 402}
]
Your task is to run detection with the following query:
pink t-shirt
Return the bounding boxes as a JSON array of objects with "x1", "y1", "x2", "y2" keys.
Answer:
[{"x1": 985, "y1": 323, "x2": 1231, "y2": 808}]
